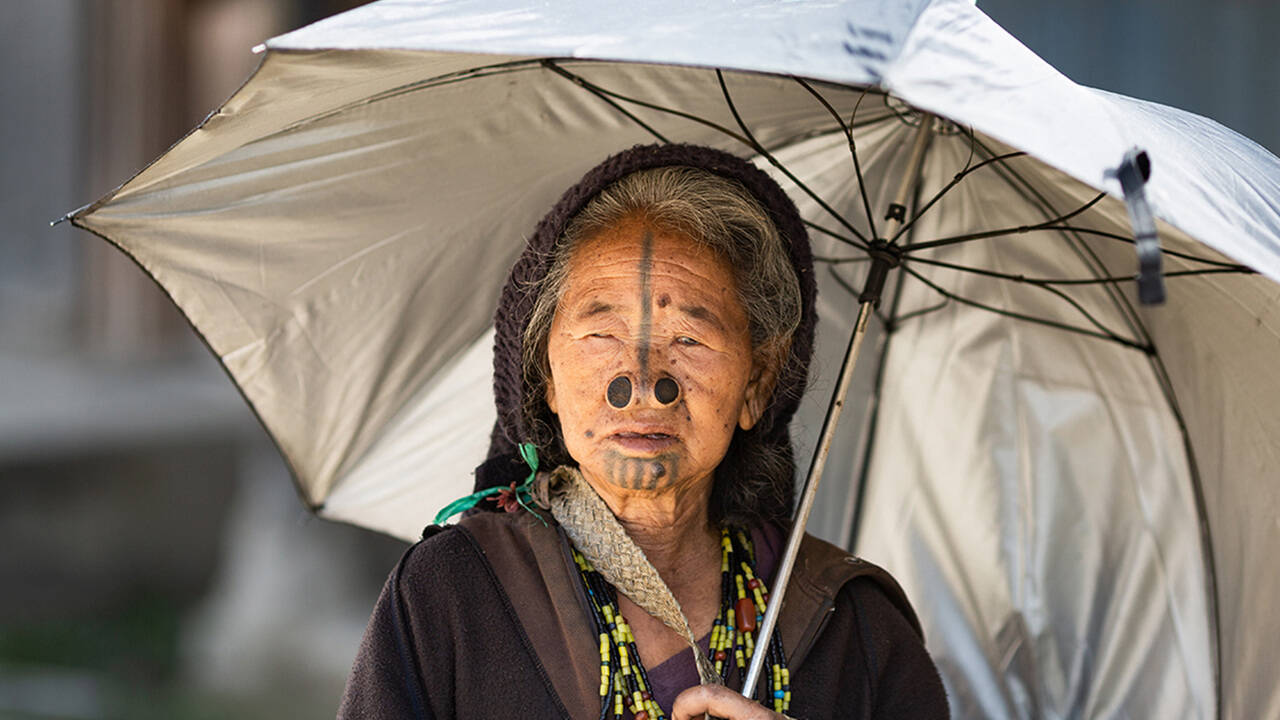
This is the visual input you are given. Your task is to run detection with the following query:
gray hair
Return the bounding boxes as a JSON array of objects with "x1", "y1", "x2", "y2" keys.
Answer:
[{"x1": 517, "y1": 166, "x2": 803, "y2": 525}]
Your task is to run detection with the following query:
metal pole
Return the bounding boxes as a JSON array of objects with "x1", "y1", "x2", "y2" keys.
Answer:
[{"x1": 741, "y1": 113, "x2": 935, "y2": 699}]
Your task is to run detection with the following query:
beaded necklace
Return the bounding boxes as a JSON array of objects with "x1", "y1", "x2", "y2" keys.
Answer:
[{"x1": 573, "y1": 527, "x2": 791, "y2": 720}]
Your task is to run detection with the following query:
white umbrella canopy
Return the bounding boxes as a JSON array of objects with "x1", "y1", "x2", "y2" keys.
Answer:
[{"x1": 66, "y1": 0, "x2": 1280, "y2": 718}]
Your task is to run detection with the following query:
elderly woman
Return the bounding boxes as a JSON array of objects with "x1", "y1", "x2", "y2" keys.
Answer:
[{"x1": 338, "y1": 145, "x2": 948, "y2": 719}]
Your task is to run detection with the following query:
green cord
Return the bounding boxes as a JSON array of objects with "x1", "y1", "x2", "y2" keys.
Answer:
[{"x1": 433, "y1": 443, "x2": 542, "y2": 524}]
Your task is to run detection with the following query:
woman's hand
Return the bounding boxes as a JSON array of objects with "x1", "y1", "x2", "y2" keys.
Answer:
[{"x1": 671, "y1": 684, "x2": 790, "y2": 720}]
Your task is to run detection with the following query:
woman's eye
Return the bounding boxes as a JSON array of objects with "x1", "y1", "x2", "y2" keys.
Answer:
[
  {"x1": 588, "y1": 332, "x2": 612, "y2": 339},
  {"x1": 675, "y1": 336, "x2": 700, "y2": 346}
]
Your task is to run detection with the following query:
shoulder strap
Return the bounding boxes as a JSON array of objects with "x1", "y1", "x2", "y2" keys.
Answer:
[
  {"x1": 778, "y1": 533, "x2": 924, "y2": 668},
  {"x1": 457, "y1": 513, "x2": 601, "y2": 720}
]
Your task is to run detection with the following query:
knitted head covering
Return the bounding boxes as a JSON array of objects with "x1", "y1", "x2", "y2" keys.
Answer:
[{"x1": 476, "y1": 143, "x2": 817, "y2": 525}]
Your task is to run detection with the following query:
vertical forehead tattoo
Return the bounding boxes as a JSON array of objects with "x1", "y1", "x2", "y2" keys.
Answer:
[{"x1": 637, "y1": 229, "x2": 654, "y2": 381}]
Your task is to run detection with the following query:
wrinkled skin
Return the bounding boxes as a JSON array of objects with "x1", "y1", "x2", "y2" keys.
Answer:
[{"x1": 673, "y1": 684, "x2": 787, "y2": 720}]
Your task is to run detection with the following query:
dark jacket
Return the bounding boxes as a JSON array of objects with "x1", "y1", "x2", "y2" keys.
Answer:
[{"x1": 338, "y1": 512, "x2": 949, "y2": 719}]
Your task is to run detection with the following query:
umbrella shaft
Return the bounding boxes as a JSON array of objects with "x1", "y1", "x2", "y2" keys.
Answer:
[
  {"x1": 741, "y1": 298, "x2": 875, "y2": 696},
  {"x1": 742, "y1": 113, "x2": 936, "y2": 699},
  {"x1": 891, "y1": 117, "x2": 936, "y2": 228}
]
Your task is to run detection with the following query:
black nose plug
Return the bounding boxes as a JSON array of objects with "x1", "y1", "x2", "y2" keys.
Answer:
[
  {"x1": 607, "y1": 375, "x2": 632, "y2": 408},
  {"x1": 654, "y1": 377, "x2": 680, "y2": 405}
]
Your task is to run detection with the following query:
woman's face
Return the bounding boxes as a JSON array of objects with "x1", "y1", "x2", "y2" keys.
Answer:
[{"x1": 545, "y1": 216, "x2": 770, "y2": 495}]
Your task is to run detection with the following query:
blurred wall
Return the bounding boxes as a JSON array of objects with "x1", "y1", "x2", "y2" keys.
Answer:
[{"x1": 1, "y1": 2, "x2": 400, "y2": 719}]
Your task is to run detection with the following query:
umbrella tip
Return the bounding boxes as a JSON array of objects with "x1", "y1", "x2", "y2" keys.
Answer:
[{"x1": 51, "y1": 201, "x2": 96, "y2": 228}]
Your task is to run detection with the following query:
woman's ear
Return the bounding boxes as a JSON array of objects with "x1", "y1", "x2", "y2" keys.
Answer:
[
  {"x1": 738, "y1": 358, "x2": 778, "y2": 431},
  {"x1": 545, "y1": 379, "x2": 558, "y2": 415}
]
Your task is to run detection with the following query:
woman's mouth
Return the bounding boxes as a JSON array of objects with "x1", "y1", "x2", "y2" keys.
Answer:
[{"x1": 609, "y1": 431, "x2": 677, "y2": 454}]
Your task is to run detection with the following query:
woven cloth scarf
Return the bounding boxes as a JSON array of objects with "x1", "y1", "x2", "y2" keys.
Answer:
[{"x1": 533, "y1": 466, "x2": 722, "y2": 686}]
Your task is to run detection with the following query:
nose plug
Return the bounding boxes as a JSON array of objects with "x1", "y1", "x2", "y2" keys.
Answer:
[
  {"x1": 606, "y1": 375, "x2": 680, "y2": 408},
  {"x1": 607, "y1": 376, "x2": 632, "y2": 408},
  {"x1": 654, "y1": 377, "x2": 680, "y2": 405}
]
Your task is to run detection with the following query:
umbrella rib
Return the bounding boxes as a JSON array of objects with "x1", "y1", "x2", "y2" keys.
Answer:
[
  {"x1": 540, "y1": 61, "x2": 671, "y2": 143},
  {"x1": 804, "y1": 220, "x2": 865, "y2": 249},
  {"x1": 929, "y1": 218, "x2": 1257, "y2": 271},
  {"x1": 908, "y1": 256, "x2": 1144, "y2": 345},
  {"x1": 900, "y1": 192, "x2": 1108, "y2": 252},
  {"x1": 792, "y1": 77, "x2": 879, "y2": 241},
  {"x1": 898, "y1": 264, "x2": 1152, "y2": 352},
  {"x1": 890, "y1": 149, "x2": 1026, "y2": 244},
  {"x1": 1036, "y1": 227, "x2": 1250, "y2": 270},
  {"x1": 1144, "y1": 345, "x2": 1224, "y2": 720},
  {"x1": 265, "y1": 59, "x2": 551, "y2": 136},
  {"x1": 715, "y1": 70, "x2": 870, "y2": 247},
  {"x1": 763, "y1": 118, "x2": 889, "y2": 151},
  {"x1": 891, "y1": 297, "x2": 950, "y2": 325},
  {"x1": 904, "y1": 255, "x2": 1254, "y2": 286},
  {"x1": 813, "y1": 254, "x2": 872, "y2": 265}
]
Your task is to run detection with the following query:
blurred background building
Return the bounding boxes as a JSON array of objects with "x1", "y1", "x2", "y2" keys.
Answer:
[{"x1": 1, "y1": 1, "x2": 1276, "y2": 718}]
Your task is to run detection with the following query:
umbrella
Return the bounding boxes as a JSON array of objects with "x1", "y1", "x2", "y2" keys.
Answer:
[{"x1": 62, "y1": 0, "x2": 1280, "y2": 717}]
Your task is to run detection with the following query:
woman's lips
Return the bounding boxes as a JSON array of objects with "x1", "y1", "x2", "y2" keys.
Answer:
[{"x1": 609, "y1": 431, "x2": 677, "y2": 454}]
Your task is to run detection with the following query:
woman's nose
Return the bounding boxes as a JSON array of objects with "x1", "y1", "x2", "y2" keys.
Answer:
[{"x1": 605, "y1": 374, "x2": 680, "y2": 408}]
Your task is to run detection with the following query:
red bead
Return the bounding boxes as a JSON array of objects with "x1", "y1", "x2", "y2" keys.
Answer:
[
  {"x1": 640, "y1": 691, "x2": 651, "y2": 701},
  {"x1": 735, "y1": 598, "x2": 757, "y2": 633},
  {"x1": 747, "y1": 578, "x2": 761, "y2": 589},
  {"x1": 714, "y1": 650, "x2": 727, "y2": 661},
  {"x1": 635, "y1": 712, "x2": 649, "y2": 720}
]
